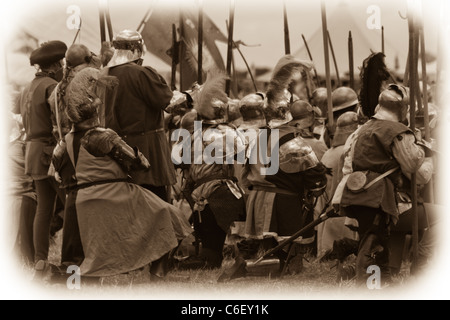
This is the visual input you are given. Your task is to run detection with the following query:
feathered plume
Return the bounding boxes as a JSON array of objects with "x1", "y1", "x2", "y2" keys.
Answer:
[
  {"x1": 359, "y1": 52, "x2": 391, "y2": 118},
  {"x1": 193, "y1": 69, "x2": 229, "y2": 120},
  {"x1": 185, "y1": 38, "x2": 217, "y2": 76},
  {"x1": 66, "y1": 67, "x2": 118, "y2": 124},
  {"x1": 266, "y1": 55, "x2": 313, "y2": 108}
]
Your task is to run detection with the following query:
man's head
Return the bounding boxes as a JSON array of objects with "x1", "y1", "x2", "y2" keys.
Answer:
[
  {"x1": 373, "y1": 84, "x2": 409, "y2": 122},
  {"x1": 30, "y1": 40, "x2": 67, "y2": 72},
  {"x1": 65, "y1": 44, "x2": 93, "y2": 68},
  {"x1": 331, "y1": 87, "x2": 359, "y2": 115},
  {"x1": 238, "y1": 92, "x2": 266, "y2": 129},
  {"x1": 289, "y1": 99, "x2": 318, "y2": 130},
  {"x1": 332, "y1": 111, "x2": 359, "y2": 147},
  {"x1": 108, "y1": 29, "x2": 145, "y2": 67}
]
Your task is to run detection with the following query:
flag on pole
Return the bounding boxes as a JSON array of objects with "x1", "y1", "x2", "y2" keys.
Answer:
[{"x1": 140, "y1": 4, "x2": 227, "y2": 91}]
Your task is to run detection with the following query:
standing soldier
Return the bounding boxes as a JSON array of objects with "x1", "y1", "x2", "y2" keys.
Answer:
[
  {"x1": 104, "y1": 29, "x2": 176, "y2": 201},
  {"x1": 19, "y1": 40, "x2": 67, "y2": 276},
  {"x1": 334, "y1": 84, "x2": 434, "y2": 286}
]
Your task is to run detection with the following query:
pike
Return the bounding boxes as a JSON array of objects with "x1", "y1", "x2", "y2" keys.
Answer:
[
  {"x1": 321, "y1": 0, "x2": 334, "y2": 128},
  {"x1": 348, "y1": 31, "x2": 354, "y2": 90},
  {"x1": 171, "y1": 23, "x2": 178, "y2": 90},
  {"x1": 381, "y1": 25, "x2": 385, "y2": 54},
  {"x1": 179, "y1": 8, "x2": 185, "y2": 91},
  {"x1": 419, "y1": 10, "x2": 434, "y2": 204},
  {"x1": 283, "y1": 0, "x2": 290, "y2": 54},
  {"x1": 302, "y1": 34, "x2": 320, "y2": 87},
  {"x1": 197, "y1": 0, "x2": 203, "y2": 84},
  {"x1": 327, "y1": 30, "x2": 341, "y2": 87},
  {"x1": 225, "y1": 0, "x2": 235, "y2": 96},
  {"x1": 253, "y1": 206, "x2": 339, "y2": 272},
  {"x1": 407, "y1": 1, "x2": 419, "y2": 268}
]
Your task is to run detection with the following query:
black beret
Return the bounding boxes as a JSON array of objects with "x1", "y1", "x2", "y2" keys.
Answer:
[{"x1": 30, "y1": 40, "x2": 67, "y2": 66}]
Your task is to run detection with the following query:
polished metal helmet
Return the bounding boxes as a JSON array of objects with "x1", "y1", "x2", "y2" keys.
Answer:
[
  {"x1": 332, "y1": 111, "x2": 359, "y2": 147},
  {"x1": 112, "y1": 29, "x2": 144, "y2": 51},
  {"x1": 108, "y1": 30, "x2": 145, "y2": 67},
  {"x1": 375, "y1": 84, "x2": 409, "y2": 122},
  {"x1": 279, "y1": 135, "x2": 320, "y2": 173},
  {"x1": 238, "y1": 92, "x2": 266, "y2": 129},
  {"x1": 331, "y1": 87, "x2": 359, "y2": 113},
  {"x1": 311, "y1": 87, "x2": 328, "y2": 118},
  {"x1": 289, "y1": 99, "x2": 315, "y2": 129}
]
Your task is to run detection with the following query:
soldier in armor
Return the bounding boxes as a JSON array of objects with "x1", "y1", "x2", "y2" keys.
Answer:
[
  {"x1": 242, "y1": 55, "x2": 329, "y2": 274},
  {"x1": 333, "y1": 84, "x2": 433, "y2": 285},
  {"x1": 178, "y1": 71, "x2": 247, "y2": 269},
  {"x1": 18, "y1": 40, "x2": 68, "y2": 276},
  {"x1": 51, "y1": 67, "x2": 192, "y2": 279},
  {"x1": 103, "y1": 29, "x2": 176, "y2": 201}
]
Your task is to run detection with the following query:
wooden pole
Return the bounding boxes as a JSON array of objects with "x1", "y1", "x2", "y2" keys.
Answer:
[
  {"x1": 171, "y1": 23, "x2": 177, "y2": 91},
  {"x1": 104, "y1": 0, "x2": 114, "y2": 42},
  {"x1": 197, "y1": 0, "x2": 203, "y2": 84},
  {"x1": 225, "y1": 0, "x2": 235, "y2": 96},
  {"x1": 179, "y1": 9, "x2": 185, "y2": 91},
  {"x1": 327, "y1": 30, "x2": 341, "y2": 87},
  {"x1": 302, "y1": 34, "x2": 320, "y2": 86},
  {"x1": 419, "y1": 10, "x2": 434, "y2": 204},
  {"x1": 283, "y1": 0, "x2": 291, "y2": 54},
  {"x1": 381, "y1": 25, "x2": 385, "y2": 54},
  {"x1": 407, "y1": 2, "x2": 419, "y2": 269},
  {"x1": 99, "y1": 1, "x2": 106, "y2": 45},
  {"x1": 348, "y1": 31, "x2": 354, "y2": 90},
  {"x1": 234, "y1": 40, "x2": 258, "y2": 92},
  {"x1": 321, "y1": 0, "x2": 334, "y2": 128}
]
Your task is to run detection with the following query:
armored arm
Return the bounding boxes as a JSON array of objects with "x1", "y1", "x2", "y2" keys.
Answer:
[{"x1": 81, "y1": 128, "x2": 150, "y2": 172}]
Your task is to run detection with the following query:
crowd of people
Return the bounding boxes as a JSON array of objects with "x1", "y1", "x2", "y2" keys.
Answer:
[{"x1": 6, "y1": 28, "x2": 441, "y2": 288}]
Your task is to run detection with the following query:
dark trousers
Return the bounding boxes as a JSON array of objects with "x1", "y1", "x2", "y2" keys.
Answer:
[
  {"x1": 33, "y1": 177, "x2": 65, "y2": 263},
  {"x1": 61, "y1": 189, "x2": 84, "y2": 267},
  {"x1": 18, "y1": 195, "x2": 37, "y2": 264},
  {"x1": 197, "y1": 205, "x2": 227, "y2": 268},
  {"x1": 346, "y1": 205, "x2": 391, "y2": 286}
]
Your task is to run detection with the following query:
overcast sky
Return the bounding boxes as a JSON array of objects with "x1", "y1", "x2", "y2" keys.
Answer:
[{"x1": 1, "y1": 0, "x2": 446, "y2": 71}]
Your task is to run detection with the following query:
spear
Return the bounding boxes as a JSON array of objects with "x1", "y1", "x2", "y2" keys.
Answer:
[
  {"x1": 283, "y1": 0, "x2": 290, "y2": 54},
  {"x1": 302, "y1": 34, "x2": 320, "y2": 86},
  {"x1": 171, "y1": 23, "x2": 178, "y2": 90},
  {"x1": 99, "y1": 0, "x2": 106, "y2": 45},
  {"x1": 407, "y1": 2, "x2": 419, "y2": 269},
  {"x1": 104, "y1": 0, "x2": 114, "y2": 42},
  {"x1": 197, "y1": 0, "x2": 203, "y2": 84},
  {"x1": 321, "y1": 0, "x2": 334, "y2": 128},
  {"x1": 348, "y1": 31, "x2": 354, "y2": 90},
  {"x1": 225, "y1": 0, "x2": 235, "y2": 96},
  {"x1": 419, "y1": 11, "x2": 434, "y2": 204},
  {"x1": 327, "y1": 30, "x2": 341, "y2": 87},
  {"x1": 179, "y1": 9, "x2": 185, "y2": 91},
  {"x1": 381, "y1": 25, "x2": 385, "y2": 54}
]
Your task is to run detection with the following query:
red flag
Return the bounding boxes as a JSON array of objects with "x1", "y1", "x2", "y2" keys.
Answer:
[{"x1": 140, "y1": 4, "x2": 226, "y2": 91}]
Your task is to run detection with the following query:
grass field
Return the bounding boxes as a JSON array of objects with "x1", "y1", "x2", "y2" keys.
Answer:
[{"x1": 11, "y1": 229, "x2": 431, "y2": 300}]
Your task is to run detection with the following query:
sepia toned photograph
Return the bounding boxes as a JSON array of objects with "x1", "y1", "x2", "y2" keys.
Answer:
[{"x1": 0, "y1": 0, "x2": 449, "y2": 304}]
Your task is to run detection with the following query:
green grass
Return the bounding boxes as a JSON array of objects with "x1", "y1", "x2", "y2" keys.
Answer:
[{"x1": 14, "y1": 229, "x2": 427, "y2": 300}]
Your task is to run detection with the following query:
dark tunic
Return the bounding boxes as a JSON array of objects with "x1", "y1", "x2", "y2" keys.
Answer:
[
  {"x1": 19, "y1": 72, "x2": 57, "y2": 178},
  {"x1": 341, "y1": 119, "x2": 412, "y2": 220},
  {"x1": 105, "y1": 63, "x2": 176, "y2": 186}
]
